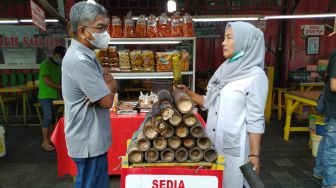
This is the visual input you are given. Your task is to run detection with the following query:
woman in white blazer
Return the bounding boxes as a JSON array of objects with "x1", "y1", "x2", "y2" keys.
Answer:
[{"x1": 179, "y1": 21, "x2": 268, "y2": 188}]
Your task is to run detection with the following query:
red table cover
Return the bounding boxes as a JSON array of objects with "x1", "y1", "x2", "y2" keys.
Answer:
[{"x1": 51, "y1": 112, "x2": 206, "y2": 176}]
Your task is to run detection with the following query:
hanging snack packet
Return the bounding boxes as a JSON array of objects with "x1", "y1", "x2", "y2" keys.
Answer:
[
  {"x1": 171, "y1": 12, "x2": 183, "y2": 37},
  {"x1": 147, "y1": 15, "x2": 158, "y2": 38},
  {"x1": 123, "y1": 12, "x2": 134, "y2": 38},
  {"x1": 134, "y1": 15, "x2": 147, "y2": 38},
  {"x1": 182, "y1": 13, "x2": 194, "y2": 37},
  {"x1": 158, "y1": 13, "x2": 171, "y2": 37},
  {"x1": 110, "y1": 16, "x2": 122, "y2": 38}
]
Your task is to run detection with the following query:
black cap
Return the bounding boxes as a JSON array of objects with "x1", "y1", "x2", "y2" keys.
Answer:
[{"x1": 54, "y1": 46, "x2": 66, "y2": 57}]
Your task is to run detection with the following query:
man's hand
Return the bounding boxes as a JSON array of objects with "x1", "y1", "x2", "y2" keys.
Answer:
[
  {"x1": 103, "y1": 69, "x2": 113, "y2": 83},
  {"x1": 248, "y1": 156, "x2": 260, "y2": 175}
]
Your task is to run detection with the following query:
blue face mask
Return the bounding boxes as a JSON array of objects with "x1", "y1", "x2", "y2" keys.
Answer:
[{"x1": 229, "y1": 51, "x2": 245, "y2": 63}]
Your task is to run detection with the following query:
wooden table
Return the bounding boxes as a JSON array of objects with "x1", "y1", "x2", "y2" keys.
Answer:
[
  {"x1": 0, "y1": 84, "x2": 39, "y2": 125},
  {"x1": 289, "y1": 82, "x2": 325, "y2": 91},
  {"x1": 284, "y1": 91, "x2": 320, "y2": 141}
]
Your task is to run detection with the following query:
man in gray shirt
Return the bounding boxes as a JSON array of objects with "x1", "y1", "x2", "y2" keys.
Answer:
[{"x1": 62, "y1": 1, "x2": 117, "y2": 187}]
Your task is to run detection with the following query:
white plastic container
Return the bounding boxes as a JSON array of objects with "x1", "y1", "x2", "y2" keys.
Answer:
[
  {"x1": 311, "y1": 133, "x2": 322, "y2": 157},
  {"x1": 0, "y1": 126, "x2": 6, "y2": 157}
]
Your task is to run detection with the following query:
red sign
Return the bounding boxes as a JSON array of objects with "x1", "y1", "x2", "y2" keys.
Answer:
[{"x1": 30, "y1": 0, "x2": 46, "y2": 31}]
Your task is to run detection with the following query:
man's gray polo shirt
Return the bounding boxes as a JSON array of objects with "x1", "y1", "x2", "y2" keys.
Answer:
[{"x1": 62, "y1": 39, "x2": 111, "y2": 158}]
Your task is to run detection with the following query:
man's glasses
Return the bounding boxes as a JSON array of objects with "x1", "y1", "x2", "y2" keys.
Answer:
[{"x1": 83, "y1": 25, "x2": 108, "y2": 32}]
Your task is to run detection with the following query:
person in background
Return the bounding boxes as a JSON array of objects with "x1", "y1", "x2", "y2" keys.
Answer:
[
  {"x1": 313, "y1": 49, "x2": 336, "y2": 188},
  {"x1": 62, "y1": 1, "x2": 117, "y2": 188},
  {"x1": 38, "y1": 46, "x2": 65, "y2": 151},
  {"x1": 178, "y1": 22, "x2": 268, "y2": 188}
]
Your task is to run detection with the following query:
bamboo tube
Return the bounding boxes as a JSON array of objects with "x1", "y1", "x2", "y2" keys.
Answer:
[
  {"x1": 145, "y1": 148, "x2": 159, "y2": 163},
  {"x1": 204, "y1": 147, "x2": 218, "y2": 162},
  {"x1": 175, "y1": 126, "x2": 189, "y2": 138},
  {"x1": 153, "y1": 137, "x2": 168, "y2": 151},
  {"x1": 190, "y1": 125, "x2": 205, "y2": 138},
  {"x1": 182, "y1": 137, "x2": 196, "y2": 149},
  {"x1": 150, "y1": 101, "x2": 161, "y2": 118},
  {"x1": 167, "y1": 136, "x2": 182, "y2": 150},
  {"x1": 160, "y1": 148, "x2": 175, "y2": 162},
  {"x1": 168, "y1": 110, "x2": 182, "y2": 126},
  {"x1": 175, "y1": 147, "x2": 188, "y2": 162},
  {"x1": 136, "y1": 138, "x2": 151, "y2": 152},
  {"x1": 160, "y1": 100, "x2": 174, "y2": 120},
  {"x1": 161, "y1": 125, "x2": 174, "y2": 138},
  {"x1": 183, "y1": 113, "x2": 197, "y2": 127},
  {"x1": 197, "y1": 136, "x2": 212, "y2": 150},
  {"x1": 172, "y1": 88, "x2": 194, "y2": 114},
  {"x1": 128, "y1": 142, "x2": 144, "y2": 164},
  {"x1": 158, "y1": 89, "x2": 173, "y2": 103},
  {"x1": 189, "y1": 147, "x2": 203, "y2": 162},
  {"x1": 154, "y1": 117, "x2": 168, "y2": 134},
  {"x1": 143, "y1": 125, "x2": 159, "y2": 140},
  {"x1": 135, "y1": 131, "x2": 151, "y2": 151}
]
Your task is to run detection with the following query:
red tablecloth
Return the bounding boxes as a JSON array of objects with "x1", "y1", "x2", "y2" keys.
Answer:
[{"x1": 51, "y1": 112, "x2": 206, "y2": 176}]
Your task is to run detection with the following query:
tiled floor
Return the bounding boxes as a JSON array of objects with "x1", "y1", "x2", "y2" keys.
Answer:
[{"x1": 0, "y1": 116, "x2": 322, "y2": 188}]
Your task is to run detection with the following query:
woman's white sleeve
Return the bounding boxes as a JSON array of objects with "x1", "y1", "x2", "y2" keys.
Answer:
[{"x1": 245, "y1": 75, "x2": 268, "y2": 133}]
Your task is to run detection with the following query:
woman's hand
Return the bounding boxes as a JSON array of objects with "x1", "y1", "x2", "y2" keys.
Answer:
[
  {"x1": 177, "y1": 84, "x2": 204, "y2": 107},
  {"x1": 177, "y1": 84, "x2": 192, "y2": 96},
  {"x1": 248, "y1": 156, "x2": 260, "y2": 175}
]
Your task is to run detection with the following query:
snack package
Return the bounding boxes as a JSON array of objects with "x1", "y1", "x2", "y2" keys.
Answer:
[
  {"x1": 171, "y1": 13, "x2": 183, "y2": 37},
  {"x1": 107, "y1": 46, "x2": 118, "y2": 58},
  {"x1": 180, "y1": 50, "x2": 190, "y2": 71},
  {"x1": 147, "y1": 15, "x2": 158, "y2": 38},
  {"x1": 172, "y1": 51, "x2": 181, "y2": 85},
  {"x1": 142, "y1": 50, "x2": 155, "y2": 71},
  {"x1": 130, "y1": 50, "x2": 142, "y2": 71},
  {"x1": 182, "y1": 13, "x2": 194, "y2": 37},
  {"x1": 110, "y1": 16, "x2": 122, "y2": 38},
  {"x1": 156, "y1": 52, "x2": 173, "y2": 72},
  {"x1": 123, "y1": 12, "x2": 134, "y2": 38},
  {"x1": 134, "y1": 15, "x2": 147, "y2": 38},
  {"x1": 98, "y1": 48, "x2": 108, "y2": 58},
  {"x1": 118, "y1": 50, "x2": 131, "y2": 71},
  {"x1": 158, "y1": 13, "x2": 171, "y2": 37}
]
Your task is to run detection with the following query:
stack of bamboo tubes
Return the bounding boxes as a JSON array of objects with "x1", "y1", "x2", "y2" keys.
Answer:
[{"x1": 127, "y1": 88, "x2": 218, "y2": 164}]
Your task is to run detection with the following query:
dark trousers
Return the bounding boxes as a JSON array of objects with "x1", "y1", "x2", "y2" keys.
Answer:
[{"x1": 72, "y1": 153, "x2": 109, "y2": 188}]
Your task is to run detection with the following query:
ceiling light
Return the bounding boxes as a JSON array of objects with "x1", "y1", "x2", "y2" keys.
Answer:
[
  {"x1": 192, "y1": 17, "x2": 259, "y2": 22},
  {"x1": 167, "y1": 0, "x2": 176, "y2": 13},
  {"x1": 263, "y1": 13, "x2": 336, "y2": 20},
  {"x1": 109, "y1": 41, "x2": 181, "y2": 45},
  {"x1": 45, "y1": 19, "x2": 59, "y2": 23},
  {"x1": 0, "y1": 19, "x2": 19, "y2": 24},
  {"x1": 20, "y1": 19, "x2": 33, "y2": 23}
]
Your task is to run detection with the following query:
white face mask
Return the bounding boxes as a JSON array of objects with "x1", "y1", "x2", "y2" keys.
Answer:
[
  {"x1": 86, "y1": 29, "x2": 110, "y2": 49},
  {"x1": 52, "y1": 55, "x2": 62, "y2": 65}
]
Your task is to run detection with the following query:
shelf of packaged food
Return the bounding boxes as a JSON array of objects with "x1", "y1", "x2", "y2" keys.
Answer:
[
  {"x1": 111, "y1": 71, "x2": 193, "y2": 79},
  {"x1": 109, "y1": 37, "x2": 196, "y2": 45}
]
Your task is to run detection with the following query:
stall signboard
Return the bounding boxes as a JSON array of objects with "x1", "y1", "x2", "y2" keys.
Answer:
[
  {"x1": 303, "y1": 25, "x2": 325, "y2": 36},
  {"x1": 194, "y1": 20, "x2": 266, "y2": 38},
  {"x1": 0, "y1": 25, "x2": 65, "y2": 69},
  {"x1": 30, "y1": 0, "x2": 46, "y2": 31},
  {"x1": 121, "y1": 168, "x2": 223, "y2": 188},
  {"x1": 125, "y1": 175, "x2": 218, "y2": 188}
]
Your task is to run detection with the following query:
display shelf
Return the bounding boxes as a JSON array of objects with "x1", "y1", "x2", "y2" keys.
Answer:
[
  {"x1": 112, "y1": 71, "x2": 193, "y2": 79},
  {"x1": 65, "y1": 37, "x2": 196, "y2": 91}
]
